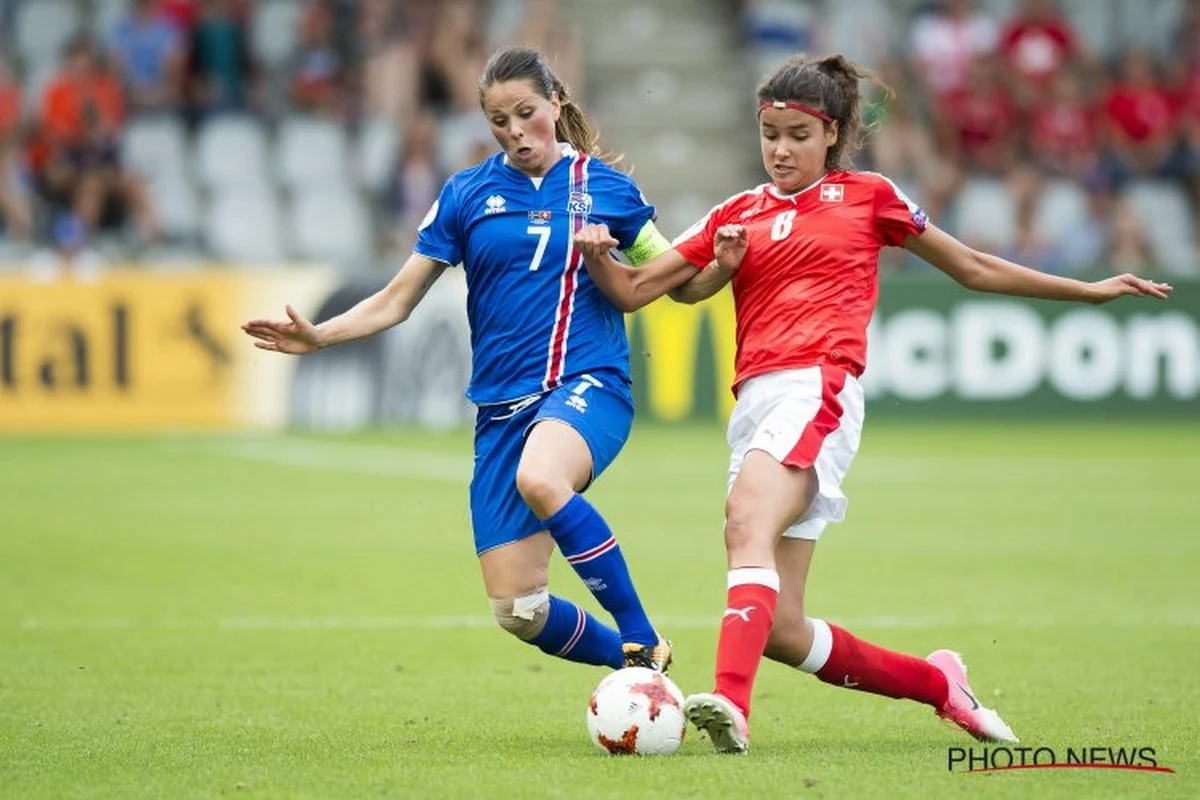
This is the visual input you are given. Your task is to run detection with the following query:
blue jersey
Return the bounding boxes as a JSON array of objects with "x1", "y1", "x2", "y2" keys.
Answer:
[{"x1": 414, "y1": 146, "x2": 655, "y2": 405}]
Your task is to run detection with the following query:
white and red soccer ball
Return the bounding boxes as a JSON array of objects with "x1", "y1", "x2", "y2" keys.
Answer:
[{"x1": 586, "y1": 667, "x2": 687, "y2": 756}]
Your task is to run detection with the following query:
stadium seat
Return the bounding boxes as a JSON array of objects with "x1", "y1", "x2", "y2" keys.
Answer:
[
  {"x1": 275, "y1": 116, "x2": 349, "y2": 192},
  {"x1": 436, "y1": 111, "x2": 493, "y2": 175},
  {"x1": 122, "y1": 116, "x2": 189, "y2": 180},
  {"x1": 19, "y1": 59, "x2": 58, "y2": 116},
  {"x1": 287, "y1": 188, "x2": 371, "y2": 266},
  {"x1": 743, "y1": 0, "x2": 819, "y2": 76},
  {"x1": 193, "y1": 115, "x2": 271, "y2": 191},
  {"x1": 357, "y1": 116, "x2": 401, "y2": 195},
  {"x1": 1114, "y1": 0, "x2": 1184, "y2": 55},
  {"x1": 950, "y1": 177, "x2": 1018, "y2": 252},
  {"x1": 91, "y1": 0, "x2": 130, "y2": 38},
  {"x1": 824, "y1": 0, "x2": 897, "y2": 67},
  {"x1": 659, "y1": 194, "x2": 712, "y2": 240},
  {"x1": 977, "y1": 0, "x2": 1020, "y2": 18},
  {"x1": 1033, "y1": 179, "x2": 1089, "y2": 246},
  {"x1": 1122, "y1": 179, "x2": 1200, "y2": 276},
  {"x1": 251, "y1": 0, "x2": 302, "y2": 69},
  {"x1": 1061, "y1": 0, "x2": 1116, "y2": 57},
  {"x1": 149, "y1": 173, "x2": 200, "y2": 241},
  {"x1": 15, "y1": 0, "x2": 79, "y2": 67},
  {"x1": 205, "y1": 188, "x2": 285, "y2": 262}
]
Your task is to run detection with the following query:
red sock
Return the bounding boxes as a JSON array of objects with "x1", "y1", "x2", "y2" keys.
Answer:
[
  {"x1": 812, "y1": 622, "x2": 949, "y2": 707},
  {"x1": 713, "y1": 568, "x2": 779, "y2": 718}
]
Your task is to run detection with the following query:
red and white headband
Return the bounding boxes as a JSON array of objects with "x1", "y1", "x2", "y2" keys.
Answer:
[{"x1": 757, "y1": 100, "x2": 833, "y2": 124}]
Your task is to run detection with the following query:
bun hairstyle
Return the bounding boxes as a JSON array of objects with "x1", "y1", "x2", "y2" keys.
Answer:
[{"x1": 756, "y1": 53, "x2": 886, "y2": 170}]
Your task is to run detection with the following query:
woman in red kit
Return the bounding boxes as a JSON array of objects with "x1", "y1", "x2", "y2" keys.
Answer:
[{"x1": 572, "y1": 53, "x2": 1172, "y2": 754}]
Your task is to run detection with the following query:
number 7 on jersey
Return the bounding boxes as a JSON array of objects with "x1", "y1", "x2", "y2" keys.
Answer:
[{"x1": 526, "y1": 226, "x2": 551, "y2": 271}]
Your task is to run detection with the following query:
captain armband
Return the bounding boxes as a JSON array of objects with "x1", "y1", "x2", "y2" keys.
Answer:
[{"x1": 621, "y1": 219, "x2": 673, "y2": 266}]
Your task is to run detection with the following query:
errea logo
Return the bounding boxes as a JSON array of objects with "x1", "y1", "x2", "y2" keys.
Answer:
[{"x1": 485, "y1": 194, "x2": 507, "y2": 214}]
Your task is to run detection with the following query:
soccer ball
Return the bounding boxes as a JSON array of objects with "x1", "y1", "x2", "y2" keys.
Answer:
[{"x1": 586, "y1": 667, "x2": 686, "y2": 755}]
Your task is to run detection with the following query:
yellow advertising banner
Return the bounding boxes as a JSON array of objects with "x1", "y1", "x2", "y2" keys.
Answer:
[{"x1": 0, "y1": 267, "x2": 336, "y2": 431}]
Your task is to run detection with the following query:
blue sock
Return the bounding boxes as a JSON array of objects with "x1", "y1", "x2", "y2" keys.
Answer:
[
  {"x1": 545, "y1": 494, "x2": 658, "y2": 647},
  {"x1": 529, "y1": 595, "x2": 623, "y2": 669}
]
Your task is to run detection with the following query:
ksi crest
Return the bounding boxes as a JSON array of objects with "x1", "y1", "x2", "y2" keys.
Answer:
[{"x1": 567, "y1": 192, "x2": 593, "y2": 215}]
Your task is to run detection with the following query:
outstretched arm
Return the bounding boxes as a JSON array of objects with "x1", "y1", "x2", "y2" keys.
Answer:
[
  {"x1": 906, "y1": 224, "x2": 1172, "y2": 303},
  {"x1": 242, "y1": 253, "x2": 447, "y2": 354},
  {"x1": 575, "y1": 223, "x2": 747, "y2": 312}
]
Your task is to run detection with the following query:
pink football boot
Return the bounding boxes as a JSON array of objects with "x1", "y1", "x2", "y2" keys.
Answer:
[{"x1": 927, "y1": 649, "x2": 1019, "y2": 743}]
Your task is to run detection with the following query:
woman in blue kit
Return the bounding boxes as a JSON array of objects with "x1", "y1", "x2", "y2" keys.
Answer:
[{"x1": 244, "y1": 47, "x2": 701, "y2": 672}]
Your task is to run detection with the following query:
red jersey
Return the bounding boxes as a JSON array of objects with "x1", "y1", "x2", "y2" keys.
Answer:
[
  {"x1": 939, "y1": 86, "x2": 1019, "y2": 166},
  {"x1": 675, "y1": 170, "x2": 927, "y2": 392},
  {"x1": 1001, "y1": 19, "x2": 1076, "y2": 83},
  {"x1": 1104, "y1": 83, "x2": 1177, "y2": 143},
  {"x1": 1029, "y1": 98, "x2": 1097, "y2": 159}
]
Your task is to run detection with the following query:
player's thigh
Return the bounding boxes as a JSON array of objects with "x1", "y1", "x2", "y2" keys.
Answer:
[
  {"x1": 478, "y1": 532, "x2": 556, "y2": 598},
  {"x1": 726, "y1": 450, "x2": 818, "y2": 543},
  {"x1": 521, "y1": 369, "x2": 634, "y2": 492},
  {"x1": 519, "y1": 420, "x2": 594, "y2": 494}
]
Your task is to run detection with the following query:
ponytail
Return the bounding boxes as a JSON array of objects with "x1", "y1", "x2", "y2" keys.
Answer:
[{"x1": 550, "y1": 76, "x2": 602, "y2": 158}]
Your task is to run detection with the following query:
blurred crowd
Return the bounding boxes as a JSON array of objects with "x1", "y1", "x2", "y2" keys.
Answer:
[
  {"x1": 1, "y1": 0, "x2": 1198, "y2": 279},
  {"x1": 738, "y1": 0, "x2": 1200, "y2": 275},
  {"x1": 0, "y1": 0, "x2": 578, "y2": 276}
]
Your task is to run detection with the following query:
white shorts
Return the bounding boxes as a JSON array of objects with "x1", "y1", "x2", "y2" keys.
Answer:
[{"x1": 726, "y1": 366, "x2": 865, "y2": 540}]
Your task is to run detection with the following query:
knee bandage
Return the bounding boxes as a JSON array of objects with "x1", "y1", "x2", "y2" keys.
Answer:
[{"x1": 489, "y1": 588, "x2": 551, "y2": 641}]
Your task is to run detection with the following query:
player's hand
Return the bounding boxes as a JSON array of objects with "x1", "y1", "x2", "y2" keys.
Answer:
[
  {"x1": 714, "y1": 224, "x2": 748, "y2": 272},
  {"x1": 241, "y1": 305, "x2": 323, "y2": 354},
  {"x1": 1087, "y1": 274, "x2": 1173, "y2": 304},
  {"x1": 574, "y1": 223, "x2": 619, "y2": 260}
]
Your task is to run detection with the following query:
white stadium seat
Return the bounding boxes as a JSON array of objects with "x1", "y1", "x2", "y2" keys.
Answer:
[
  {"x1": 1034, "y1": 179, "x2": 1089, "y2": 246},
  {"x1": 20, "y1": 60, "x2": 59, "y2": 116},
  {"x1": 287, "y1": 188, "x2": 371, "y2": 265},
  {"x1": 951, "y1": 177, "x2": 1017, "y2": 252},
  {"x1": 275, "y1": 116, "x2": 349, "y2": 191},
  {"x1": 251, "y1": 0, "x2": 303, "y2": 68},
  {"x1": 92, "y1": 0, "x2": 131, "y2": 38},
  {"x1": 122, "y1": 116, "x2": 189, "y2": 180},
  {"x1": 15, "y1": 0, "x2": 79, "y2": 66},
  {"x1": 193, "y1": 115, "x2": 271, "y2": 191},
  {"x1": 1122, "y1": 180, "x2": 1200, "y2": 276},
  {"x1": 205, "y1": 188, "x2": 285, "y2": 262},
  {"x1": 357, "y1": 116, "x2": 401, "y2": 195},
  {"x1": 149, "y1": 173, "x2": 200, "y2": 240}
]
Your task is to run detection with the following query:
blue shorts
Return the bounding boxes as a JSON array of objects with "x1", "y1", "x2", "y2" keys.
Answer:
[{"x1": 470, "y1": 369, "x2": 633, "y2": 556}]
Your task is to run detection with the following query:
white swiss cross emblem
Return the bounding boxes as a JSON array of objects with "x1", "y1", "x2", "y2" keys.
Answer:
[{"x1": 820, "y1": 184, "x2": 844, "y2": 202}]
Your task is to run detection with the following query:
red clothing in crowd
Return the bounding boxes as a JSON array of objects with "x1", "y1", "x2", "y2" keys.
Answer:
[
  {"x1": 1104, "y1": 83, "x2": 1178, "y2": 143},
  {"x1": 939, "y1": 85, "x2": 1020, "y2": 168},
  {"x1": 1000, "y1": 16, "x2": 1077, "y2": 84}
]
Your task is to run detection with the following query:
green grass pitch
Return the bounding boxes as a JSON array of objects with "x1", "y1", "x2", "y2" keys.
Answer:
[{"x1": 2, "y1": 420, "x2": 1197, "y2": 798}]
